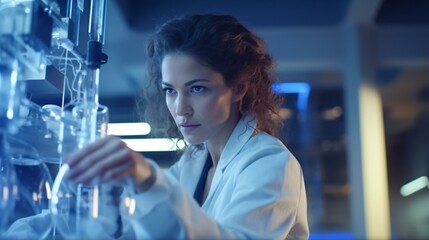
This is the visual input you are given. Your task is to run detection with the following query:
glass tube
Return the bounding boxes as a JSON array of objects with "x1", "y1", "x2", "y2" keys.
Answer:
[
  {"x1": 88, "y1": 0, "x2": 107, "y2": 43},
  {"x1": 0, "y1": 62, "x2": 20, "y2": 134}
]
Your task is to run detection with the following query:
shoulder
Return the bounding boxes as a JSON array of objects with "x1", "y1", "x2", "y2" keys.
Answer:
[
  {"x1": 242, "y1": 132, "x2": 289, "y2": 160},
  {"x1": 233, "y1": 132, "x2": 301, "y2": 174},
  {"x1": 246, "y1": 132, "x2": 285, "y2": 149},
  {"x1": 228, "y1": 132, "x2": 304, "y2": 197}
]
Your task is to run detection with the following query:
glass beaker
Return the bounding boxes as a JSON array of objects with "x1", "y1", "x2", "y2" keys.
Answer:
[
  {"x1": 57, "y1": 103, "x2": 108, "y2": 157},
  {"x1": 71, "y1": 103, "x2": 109, "y2": 142},
  {"x1": 51, "y1": 103, "x2": 125, "y2": 239}
]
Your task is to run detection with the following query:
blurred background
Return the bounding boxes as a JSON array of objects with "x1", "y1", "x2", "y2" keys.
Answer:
[{"x1": 19, "y1": 0, "x2": 429, "y2": 239}]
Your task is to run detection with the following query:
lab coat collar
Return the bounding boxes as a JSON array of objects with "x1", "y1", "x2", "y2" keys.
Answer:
[
  {"x1": 217, "y1": 114, "x2": 256, "y2": 172},
  {"x1": 199, "y1": 115, "x2": 256, "y2": 208}
]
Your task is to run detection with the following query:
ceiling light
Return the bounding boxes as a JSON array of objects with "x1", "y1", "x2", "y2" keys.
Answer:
[
  {"x1": 107, "y1": 122, "x2": 151, "y2": 136},
  {"x1": 122, "y1": 138, "x2": 185, "y2": 152},
  {"x1": 400, "y1": 176, "x2": 429, "y2": 197}
]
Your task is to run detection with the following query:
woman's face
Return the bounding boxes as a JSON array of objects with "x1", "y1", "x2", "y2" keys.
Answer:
[{"x1": 161, "y1": 53, "x2": 241, "y2": 146}]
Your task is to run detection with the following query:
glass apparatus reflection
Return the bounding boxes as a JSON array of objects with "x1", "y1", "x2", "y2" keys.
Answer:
[
  {"x1": 1, "y1": 61, "x2": 53, "y2": 237},
  {"x1": 0, "y1": 67, "x2": 53, "y2": 237}
]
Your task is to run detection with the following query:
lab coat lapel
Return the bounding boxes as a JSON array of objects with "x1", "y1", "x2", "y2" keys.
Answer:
[
  {"x1": 202, "y1": 115, "x2": 256, "y2": 206},
  {"x1": 219, "y1": 115, "x2": 256, "y2": 172}
]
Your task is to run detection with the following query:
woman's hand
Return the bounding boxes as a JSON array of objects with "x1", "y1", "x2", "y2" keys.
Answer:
[{"x1": 64, "y1": 135, "x2": 152, "y2": 186}]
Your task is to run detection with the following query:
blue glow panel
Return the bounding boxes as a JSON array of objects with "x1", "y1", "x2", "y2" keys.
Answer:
[{"x1": 272, "y1": 82, "x2": 311, "y2": 111}]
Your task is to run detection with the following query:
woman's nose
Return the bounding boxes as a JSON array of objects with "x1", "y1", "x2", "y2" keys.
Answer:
[{"x1": 175, "y1": 95, "x2": 192, "y2": 116}]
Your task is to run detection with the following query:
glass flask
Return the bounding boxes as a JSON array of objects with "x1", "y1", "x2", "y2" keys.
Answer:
[
  {"x1": 0, "y1": 136, "x2": 53, "y2": 239},
  {"x1": 12, "y1": 101, "x2": 65, "y2": 182},
  {"x1": 51, "y1": 103, "x2": 134, "y2": 239}
]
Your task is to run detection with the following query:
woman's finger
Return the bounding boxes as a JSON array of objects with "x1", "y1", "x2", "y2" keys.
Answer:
[
  {"x1": 65, "y1": 136, "x2": 126, "y2": 180},
  {"x1": 71, "y1": 147, "x2": 132, "y2": 184},
  {"x1": 65, "y1": 136, "x2": 114, "y2": 167}
]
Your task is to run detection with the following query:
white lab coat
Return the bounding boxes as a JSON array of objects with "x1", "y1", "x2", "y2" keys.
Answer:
[{"x1": 126, "y1": 115, "x2": 310, "y2": 239}]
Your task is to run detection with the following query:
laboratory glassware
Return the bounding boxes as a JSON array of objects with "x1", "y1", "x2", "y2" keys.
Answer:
[
  {"x1": 51, "y1": 103, "x2": 129, "y2": 239},
  {"x1": 0, "y1": 136, "x2": 53, "y2": 239}
]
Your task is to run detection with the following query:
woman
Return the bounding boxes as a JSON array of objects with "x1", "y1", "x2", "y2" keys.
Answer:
[{"x1": 66, "y1": 14, "x2": 309, "y2": 239}]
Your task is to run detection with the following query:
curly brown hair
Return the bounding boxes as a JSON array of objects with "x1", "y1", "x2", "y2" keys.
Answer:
[{"x1": 138, "y1": 14, "x2": 283, "y2": 139}]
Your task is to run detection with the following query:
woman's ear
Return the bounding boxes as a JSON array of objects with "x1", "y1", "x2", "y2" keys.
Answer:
[{"x1": 232, "y1": 82, "x2": 248, "y2": 103}]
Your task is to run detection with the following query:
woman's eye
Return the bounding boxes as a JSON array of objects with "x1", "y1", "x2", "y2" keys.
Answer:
[
  {"x1": 191, "y1": 86, "x2": 206, "y2": 93},
  {"x1": 162, "y1": 87, "x2": 176, "y2": 94}
]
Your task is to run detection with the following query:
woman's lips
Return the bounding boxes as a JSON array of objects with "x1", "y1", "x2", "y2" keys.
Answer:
[{"x1": 180, "y1": 124, "x2": 200, "y2": 132}]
